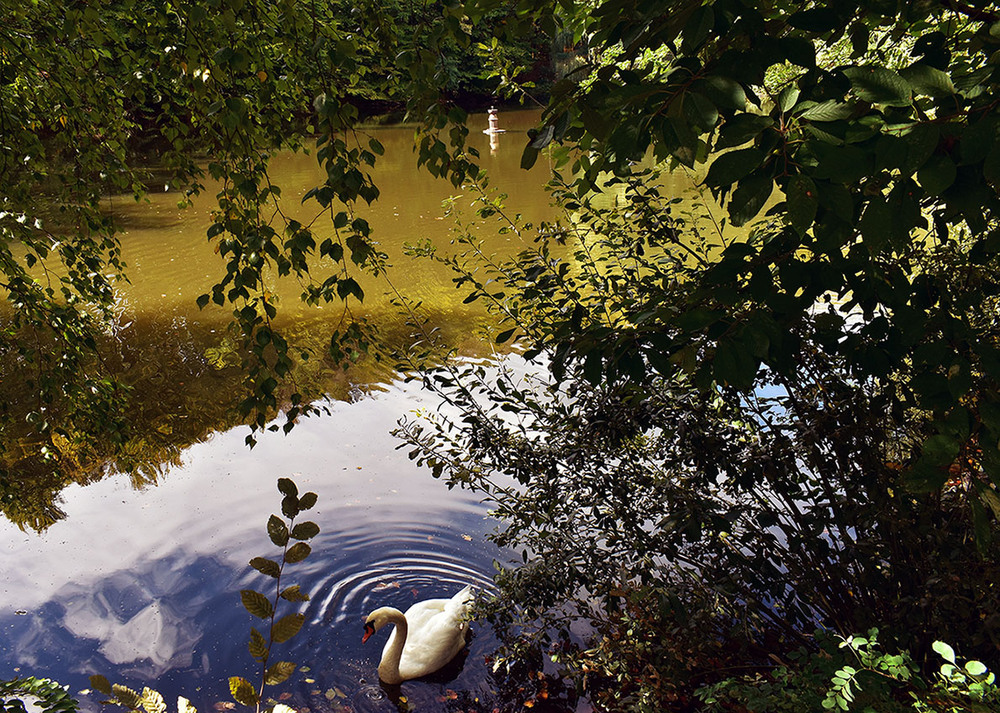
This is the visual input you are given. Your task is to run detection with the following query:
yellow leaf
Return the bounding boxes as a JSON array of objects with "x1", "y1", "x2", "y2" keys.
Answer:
[{"x1": 258, "y1": 70, "x2": 268, "y2": 82}]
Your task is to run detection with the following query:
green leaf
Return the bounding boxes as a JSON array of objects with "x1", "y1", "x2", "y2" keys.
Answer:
[
  {"x1": 799, "y1": 100, "x2": 854, "y2": 122},
  {"x1": 786, "y1": 175, "x2": 818, "y2": 234},
  {"x1": 700, "y1": 75, "x2": 746, "y2": 111},
  {"x1": 280, "y1": 584, "x2": 311, "y2": 602},
  {"x1": 715, "y1": 114, "x2": 772, "y2": 150},
  {"x1": 933, "y1": 640, "x2": 956, "y2": 663},
  {"x1": 965, "y1": 660, "x2": 988, "y2": 676},
  {"x1": 89, "y1": 676, "x2": 113, "y2": 697},
  {"x1": 271, "y1": 613, "x2": 305, "y2": 643},
  {"x1": 241, "y1": 589, "x2": 274, "y2": 619},
  {"x1": 681, "y1": 4, "x2": 714, "y2": 53},
  {"x1": 291, "y1": 521, "x2": 320, "y2": 540},
  {"x1": 111, "y1": 685, "x2": 142, "y2": 710},
  {"x1": 141, "y1": 688, "x2": 166, "y2": 713},
  {"x1": 520, "y1": 145, "x2": 539, "y2": 170},
  {"x1": 281, "y1": 494, "x2": 300, "y2": 519},
  {"x1": 250, "y1": 557, "x2": 281, "y2": 578},
  {"x1": 298, "y1": 492, "x2": 318, "y2": 510},
  {"x1": 729, "y1": 171, "x2": 774, "y2": 226},
  {"x1": 705, "y1": 148, "x2": 764, "y2": 188},
  {"x1": 901, "y1": 63, "x2": 955, "y2": 98},
  {"x1": 249, "y1": 627, "x2": 268, "y2": 661},
  {"x1": 496, "y1": 327, "x2": 516, "y2": 344},
  {"x1": 264, "y1": 662, "x2": 297, "y2": 686},
  {"x1": 777, "y1": 86, "x2": 800, "y2": 112},
  {"x1": 984, "y1": 144, "x2": 1000, "y2": 188},
  {"x1": 229, "y1": 677, "x2": 259, "y2": 707},
  {"x1": 268, "y1": 515, "x2": 289, "y2": 547},
  {"x1": 277, "y1": 478, "x2": 298, "y2": 498},
  {"x1": 684, "y1": 92, "x2": 719, "y2": 132},
  {"x1": 842, "y1": 66, "x2": 912, "y2": 106},
  {"x1": 284, "y1": 542, "x2": 312, "y2": 563},
  {"x1": 917, "y1": 154, "x2": 956, "y2": 195}
]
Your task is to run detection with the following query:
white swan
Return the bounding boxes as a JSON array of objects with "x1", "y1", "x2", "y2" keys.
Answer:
[{"x1": 362, "y1": 584, "x2": 473, "y2": 684}]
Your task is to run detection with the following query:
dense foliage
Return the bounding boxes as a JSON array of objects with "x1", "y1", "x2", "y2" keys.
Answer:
[
  {"x1": 392, "y1": 0, "x2": 1000, "y2": 707},
  {"x1": 7, "y1": 0, "x2": 1000, "y2": 709},
  {"x1": 0, "y1": 0, "x2": 547, "y2": 514}
]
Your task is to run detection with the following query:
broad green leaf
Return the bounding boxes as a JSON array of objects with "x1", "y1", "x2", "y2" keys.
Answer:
[
  {"x1": 250, "y1": 557, "x2": 281, "y2": 578},
  {"x1": 786, "y1": 175, "x2": 818, "y2": 234},
  {"x1": 284, "y1": 541, "x2": 312, "y2": 563},
  {"x1": 264, "y1": 661, "x2": 297, "y2": 686},
  {"x1": 700, "y1": 75, "x2": 746, "y2": 111},
  {"x1": 777, "y1": 86, "x2": 800, "y2": 113},
  {"x1": 271, "y1": 613, "x2": 305, "y2": 643},
  {"x1": 902, "y1": 123, "x2": 940, "y2": 173},
  {"x1": 89, "y1": 676, "x2": 113, "y2": 697},
  {"x1": 901, "y1": 63, "x2": 955, "y2": 98},
  {"x1": 281, "y1": 494, "x2": 300, "y2": 519},
  {"x1": 965, "y1": 660, "x2": 988, "y2": 676},
  {"x1": 799, "y1": 100, "x2": 854, "y2": 122},
  {"x1": 729, "y1": 171, "x2": 774, "y2": 226},
  {"x1": 280, "y1": 584, "x2": 311, "y2": 602},
  {"x1": 249, "y1": 627, "x2": 268, "y2": 661},
  {"x1": 229, "y1": 677, "x2": 259, "y2": 707},
  {"x1": 715, "y1": 114, "x2": 772, "y2": 150},
  {"x1": 268, "y1": 515, "x2": 289, "y2": 547},
  {"x1": 241, "y1": 589, "x2": 274, "y2": 619},
  {"x1": 681, "y1": 4, "x2": 714, "y2": 53},
  {"x1": 291, "y1": 521, "x2": 320, "y2": 540},
  {"x1": 984, "y1": 144, "x2": 1000, "y2": 188},
  {"x1": 917, "y1": 154, "x2": 956, "y2": 195},
  {"x1": 277, "y1": 478, "x2": 298, "y2": 498},
  {"x1": 111, "y1": 685, "x2": 141, "y2": 710},
  {"x1": 140, "y1": 688, "x2": 166, "y2": 713},
  {"x1": 705, "y1": 147, "x2": 764, "y2": 188},
  {"x1": 520, "y1": 145, "x2": 539, "y2": 170},
  {"x1": 843, "y1": 66, "x2": 912, "y2": 106},
  {"x1": 859, "y1": 199, "x2": 892, "y2": 252},
  {"x1": 684, "y1": 91, "x2": 719, "y2": 132},
  {"x1": 298, "y1": 492, "x2": 318, "y2": 510}
]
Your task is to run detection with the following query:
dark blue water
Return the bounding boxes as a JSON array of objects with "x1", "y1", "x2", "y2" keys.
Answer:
[{"x1": 0, "y1": 381, "x2": 514, "y2": 713}]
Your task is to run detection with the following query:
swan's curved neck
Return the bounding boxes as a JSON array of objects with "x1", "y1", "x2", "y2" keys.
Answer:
[{"x1": 377, "y1": 609, "x2": 408, "y2": 685}]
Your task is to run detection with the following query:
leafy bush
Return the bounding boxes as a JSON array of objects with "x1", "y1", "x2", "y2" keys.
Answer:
[{"x1": 697, "y1": 630, "x2": 999, "y2": 713}]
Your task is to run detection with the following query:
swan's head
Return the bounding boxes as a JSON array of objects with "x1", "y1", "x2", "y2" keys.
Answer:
[{"x1": 362, "y1": 607, "x2": 395, "y2": 643}]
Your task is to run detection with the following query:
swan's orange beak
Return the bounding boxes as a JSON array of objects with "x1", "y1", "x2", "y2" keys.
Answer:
[{"x1": 362, "y1": 621, "x2": 375, "y2": 643}]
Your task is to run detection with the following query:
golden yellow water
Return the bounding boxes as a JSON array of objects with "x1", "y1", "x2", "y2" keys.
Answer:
[{"x1": 111, "y1": 110, "x2": 560, "y2": 328}]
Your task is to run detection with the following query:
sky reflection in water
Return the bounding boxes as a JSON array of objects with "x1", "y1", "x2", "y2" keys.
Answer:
[{"x1": 1, "y1": 378, "x2": 505, "y2": 712}]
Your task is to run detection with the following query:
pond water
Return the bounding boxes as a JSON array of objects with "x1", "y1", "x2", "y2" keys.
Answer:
[
  {"x1": 1, "y1": 110, "x2": 575, "y2": 713},
  {"x1": 1, "y1": 109, "x2": 715, "y2": 712}
]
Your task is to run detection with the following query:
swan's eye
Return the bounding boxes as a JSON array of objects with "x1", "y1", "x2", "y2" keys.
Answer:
[{"x1": 362, "y1": 621, "x2": 375, "y2": 643}]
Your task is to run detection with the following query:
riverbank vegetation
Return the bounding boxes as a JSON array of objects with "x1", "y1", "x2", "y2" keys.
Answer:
[{"x1": 4, "y1": 0, "x2": 1000, "y2": 710}]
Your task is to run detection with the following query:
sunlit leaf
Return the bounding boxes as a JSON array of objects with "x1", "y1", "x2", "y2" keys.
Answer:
[
  {"x1": 111, "y1": 685, "x2": 142, "y2": 710},
  {"x1": 89, "y1": 676, "x2": 113, "y2": 697},
  {"x1": 271, "y1": 613, "x2": 305, "y2": 643},
  {"x1": 264, "y1": 661, "x2": 297, "y2": 686},
  {"x1": 228, "y1": 677, "x2": 258, "y2": 707},
  {"x1": 280, "y1": 585, "x2": 311, "y2": 602}
]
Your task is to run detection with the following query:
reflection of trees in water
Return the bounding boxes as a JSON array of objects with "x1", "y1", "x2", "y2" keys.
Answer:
[{"x1": 0, "y1": 306, "x2": 498, "y2": 532}]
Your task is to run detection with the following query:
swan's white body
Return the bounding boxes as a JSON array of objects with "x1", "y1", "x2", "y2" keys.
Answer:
[{"x1": 363, "y1": 585, "x2": 473, "y2": 684}]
